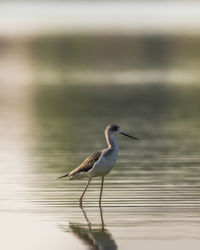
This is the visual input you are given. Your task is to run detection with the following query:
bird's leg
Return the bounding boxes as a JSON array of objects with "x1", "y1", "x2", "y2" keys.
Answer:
[
  {"x1": 100, "y1": 206, "x2": 105, "y2": 230},
  {"x1": 79, "y1": 177, "x2": 91, "y2": 208},
  {"x1": 81, "y1": 208, "x2": 92, "y2": 230},
  {"x1": 99, "y1": 177, "x2": 104, "y2": 208}
]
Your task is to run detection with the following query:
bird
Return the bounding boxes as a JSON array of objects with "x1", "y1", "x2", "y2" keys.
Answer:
[{"x1": 58, "y1": 124, "x2": 139, "y2": 208}]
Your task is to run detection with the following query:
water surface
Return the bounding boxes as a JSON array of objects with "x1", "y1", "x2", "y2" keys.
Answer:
[{"x1": 1, "y1": 84, "x2": 200, "y2": 250}]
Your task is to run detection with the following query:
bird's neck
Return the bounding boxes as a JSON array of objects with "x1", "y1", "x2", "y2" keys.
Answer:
[{"x1": 105, "y1": 131, "x2": 118, "y2": 151}]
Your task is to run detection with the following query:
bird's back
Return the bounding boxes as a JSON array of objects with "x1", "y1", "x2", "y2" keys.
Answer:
[{"x1": 68, "y1": 151, "x2": 102, "y2": 180}]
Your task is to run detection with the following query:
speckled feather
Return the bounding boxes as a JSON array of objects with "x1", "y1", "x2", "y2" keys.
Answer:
[{"x1": 68, "y1": 151, "x2": 102, "y2": 179}]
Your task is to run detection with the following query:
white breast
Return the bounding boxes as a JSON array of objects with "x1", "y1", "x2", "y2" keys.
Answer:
[{"x1": 89, "y1": 147, "x2": 118, "y2": 177}]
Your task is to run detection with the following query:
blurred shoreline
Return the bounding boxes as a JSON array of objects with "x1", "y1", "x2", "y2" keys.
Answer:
[
  {"x1": 0, "y1": 2, "x2": 200, "y2": 86},
  {"x1": 1, "y1": 33, "x2": 200, "y2": 86}
]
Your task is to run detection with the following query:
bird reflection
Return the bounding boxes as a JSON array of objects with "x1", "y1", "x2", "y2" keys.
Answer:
[{"x1": 67, "y1": 209, "x2": 117, "y2": 250}]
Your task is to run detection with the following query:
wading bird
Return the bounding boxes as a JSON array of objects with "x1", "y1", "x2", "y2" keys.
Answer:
[{"x1": 58, "y1": 124, "x2": 138, "y2": 208}]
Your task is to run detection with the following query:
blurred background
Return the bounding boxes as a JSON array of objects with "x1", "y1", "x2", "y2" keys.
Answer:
[
  {"x1": 1, "y1": 1, "x2": 200, "y2": 86},
  {"x1": 1, "y1": 1, "x2": 200, "y2": 250}
]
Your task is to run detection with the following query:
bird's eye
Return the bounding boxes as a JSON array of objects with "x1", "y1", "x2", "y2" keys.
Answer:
[{"x1": 112, "y1": 126, "x2": 118, "y2": 131}]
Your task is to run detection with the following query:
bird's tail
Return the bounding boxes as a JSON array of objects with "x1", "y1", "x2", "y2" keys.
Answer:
[{"x1": 57, "y1": 173, "x2": 69, "y2": 179}]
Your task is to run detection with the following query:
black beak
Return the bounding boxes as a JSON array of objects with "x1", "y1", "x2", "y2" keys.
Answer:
[{"x1": 121, "y1": 132, "x2": 139, "y2": 140}]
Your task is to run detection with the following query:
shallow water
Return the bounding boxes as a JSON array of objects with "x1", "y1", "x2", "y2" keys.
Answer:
[{"x1": 1, "y1": 84, "x2": 200, "y2": 250}]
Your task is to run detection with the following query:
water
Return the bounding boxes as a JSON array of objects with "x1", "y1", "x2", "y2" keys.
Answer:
[{"x1": 1, "y1": 83, "x2": 200, "y2": 250}]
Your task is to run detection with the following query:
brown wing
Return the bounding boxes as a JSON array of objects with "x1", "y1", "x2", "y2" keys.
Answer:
[{"x1": 68, "y1": 151, "x2": 102, "y2": 178}]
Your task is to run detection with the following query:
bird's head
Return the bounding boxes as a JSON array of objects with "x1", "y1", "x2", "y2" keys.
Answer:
[{"x1": 106, "y1": 124, "x2": 139, "y2": 140}]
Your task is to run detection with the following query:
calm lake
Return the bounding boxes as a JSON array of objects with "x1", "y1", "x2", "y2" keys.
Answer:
[
  {"x1": 1, "y1": 82, "x2": 200, "y2": 250},
  {"x1": 1, "y1": 9, "x2": 200, "y2": 246}
]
